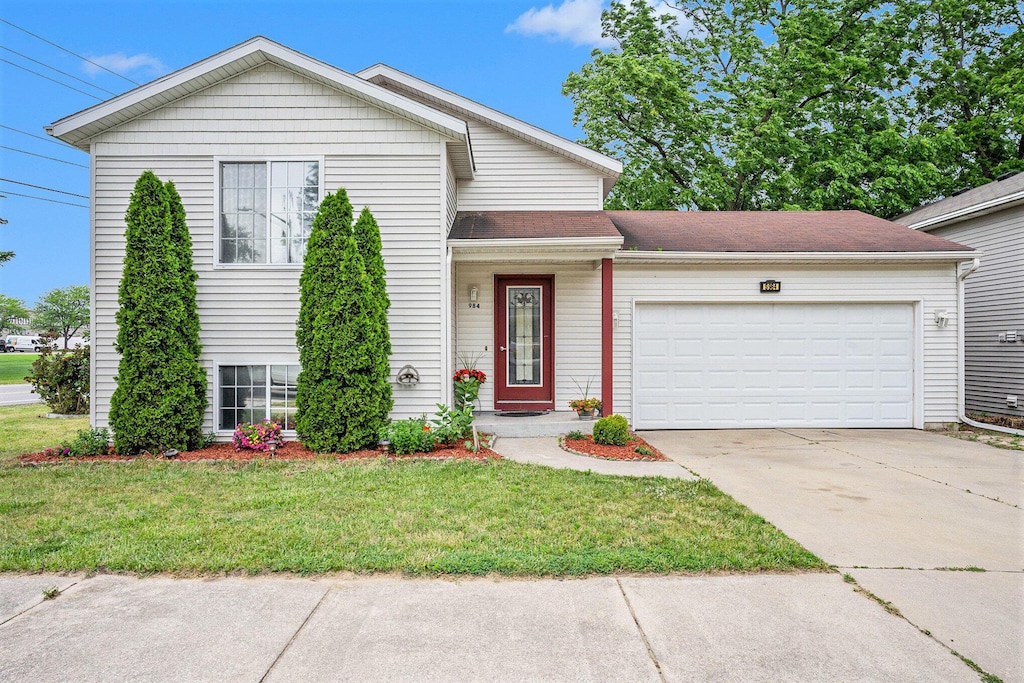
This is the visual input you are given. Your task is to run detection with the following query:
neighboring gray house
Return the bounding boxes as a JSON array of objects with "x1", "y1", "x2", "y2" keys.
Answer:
[
  {"x1": 898, "y1": 172, "x2": 1024, "y2": 418},
  {"x1": 49, "y1": 37, "x2": 977, "y2": 435}
]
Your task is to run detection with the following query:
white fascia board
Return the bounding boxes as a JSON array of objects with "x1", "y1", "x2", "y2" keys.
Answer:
[
  {"x1": 905, "y1": 192, "x2": 1024, "y2": 231},
  {"x1": 357, "y1": 63, "x2": 622, "y2": 179},
  {"x1": 50, "y1": 37, "x2": 469, "y2": 148},
  {"x1": 613, "y1": 250, "x2": 981, "y2": 264},
  {"x1": 449, "y1": 236, "x2": 623, "y2": 262}
]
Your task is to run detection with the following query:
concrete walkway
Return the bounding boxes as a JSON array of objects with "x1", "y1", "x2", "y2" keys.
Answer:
[
  {"x1": 0, "y1": 572, "x2": 977, "y2": 683},
  {"x1": 643, "y1": 428, "x2": 1024, "y2": 683},
  {"x1": 493, "y1": 436, "x2": 698, "y2": 479}
]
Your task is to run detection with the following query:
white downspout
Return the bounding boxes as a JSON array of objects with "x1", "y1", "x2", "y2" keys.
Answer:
[
  {"x1": 955, "y1": 258, "x2": 1024, "y2": 436},
  {"x1": 445, "y1": 244, "x2": 454, "y2": 407}
]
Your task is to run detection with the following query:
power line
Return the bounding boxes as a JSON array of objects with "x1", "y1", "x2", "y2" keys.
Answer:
[
  {"x1": 0, "y1": 44, "x2": 118, "y2": 96},
  {"x1": 0, "y1": 57, "x2": 102, "y2": 100},
  {"x1": 0, "y1": 18, "x2": 139, "y2": 85},
  {"x1": 0, "y1": 145, "x2": 89, "y2": 168},
  {"x1": 0, "y1": 189, "x2": 88, "y2": 208},
  {"x1": 0, "y1": 177, "x2": 89, "y2": 198},
  {"x1": 0, "y1": 124, "x2": 83, "y2": 151}
]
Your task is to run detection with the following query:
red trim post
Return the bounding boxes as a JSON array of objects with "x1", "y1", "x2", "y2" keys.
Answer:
[{"x1": 601, "y1": 258, "x2": 613, "y2": 416}]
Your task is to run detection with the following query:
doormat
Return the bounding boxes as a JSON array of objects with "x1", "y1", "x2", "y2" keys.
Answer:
[{"x1": 495, "y1": 411, "x2": 548, "y2": 417}]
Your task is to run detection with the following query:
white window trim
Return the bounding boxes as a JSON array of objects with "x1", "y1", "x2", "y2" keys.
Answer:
[
  {"x1": 214, "y1": 361, "x2": 302, "y2": 435},
  {"x1": 213, "y1": 155, "x2": 326, "y2": 269}
]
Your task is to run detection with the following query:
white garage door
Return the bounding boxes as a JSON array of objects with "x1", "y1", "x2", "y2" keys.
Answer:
[{"x1": 634, "y1": 303, "x2": 915, "y2": 429}]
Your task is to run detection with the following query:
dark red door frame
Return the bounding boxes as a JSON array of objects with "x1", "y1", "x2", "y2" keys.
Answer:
[{"x1": 493, "y1": 275, "x2": 555, "y2": 411}]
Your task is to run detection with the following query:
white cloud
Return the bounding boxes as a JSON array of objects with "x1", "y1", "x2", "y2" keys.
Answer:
[
  {"x1": 82, "y1": 52, "x2": 167, "y2": 78},
  {"x1": 506, "y1": 0, "x2": 613, "y2": 48},
  {"x1": 507, "y1": 0, "x2": 691, "y2": 48}
]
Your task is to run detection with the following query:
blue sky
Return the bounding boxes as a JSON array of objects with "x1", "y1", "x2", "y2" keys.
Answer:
[{"x1": 0, "y1": 0, "x2": 630, "y2": 305}]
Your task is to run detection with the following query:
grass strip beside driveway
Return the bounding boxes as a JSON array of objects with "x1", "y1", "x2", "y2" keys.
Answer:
[{"x1": 0, "y1": 459, "x2": 825, "y2": 576}]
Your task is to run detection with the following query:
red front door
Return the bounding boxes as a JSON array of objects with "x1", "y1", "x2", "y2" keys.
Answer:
[{"x1": 493, "y1": 275, "x2": 554, "y2": 411}]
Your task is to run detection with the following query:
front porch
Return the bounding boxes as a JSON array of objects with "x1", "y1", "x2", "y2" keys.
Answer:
[{"x1": 473, "y1": 410, "x2": 595, "y2": 437}]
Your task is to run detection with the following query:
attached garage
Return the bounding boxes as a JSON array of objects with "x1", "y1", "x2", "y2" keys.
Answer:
[{"x1": 633, "y1": 302, "x2": 916, "y2": 429}]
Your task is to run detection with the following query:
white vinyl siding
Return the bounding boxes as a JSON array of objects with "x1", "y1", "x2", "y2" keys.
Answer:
[
  {"x1": 89, "y1": 63, "x2": 447, "y2": 157},
  {"x1": 453, "y1": 263, "x2": 602, "y2": 411},
  {"x1": 89, "y1": 64, "x2": 450, "y2": 431},
  {"x1": 930, "y1": 209, "x2": 1024, "y2": 417},
  {"x1": 456, "y1": 120, "x2": 604, "y2": 211},
  {"x1": 613, "y1": 263, "x2": 960, "y2": 427}
]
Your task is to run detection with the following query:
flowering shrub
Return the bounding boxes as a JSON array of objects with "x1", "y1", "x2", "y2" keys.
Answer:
[
  {"x1": 431, "y1": 403, "x2": 475, "y2": 444},
  {"x1": 380, "y1": 417, "x2": 436, "y2": 455},
  {"x1": 569, "y1": 397, "x2": 602, "y2": 413},
  {"x1": 44, "y1": 427, "x2": 113, "y2": 457},
  {"x1": 233, "y1": 420, "x2": 284, "y2": 452},
  {"x1": 453, "y1": 368, "x2": 486, "y2": 411}
]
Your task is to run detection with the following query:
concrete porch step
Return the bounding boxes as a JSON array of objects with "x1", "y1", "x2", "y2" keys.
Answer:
[{"x1": 473, "y1": 411, "x2": 595, "y2": 438}]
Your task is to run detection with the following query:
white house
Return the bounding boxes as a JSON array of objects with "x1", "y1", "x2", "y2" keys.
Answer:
[
  {"x1": 898, "y1": 172, "x2": 1023, "y2": 418},
  {"x1": 49, "y1": 37, "x2": 977, "y2": 435}
]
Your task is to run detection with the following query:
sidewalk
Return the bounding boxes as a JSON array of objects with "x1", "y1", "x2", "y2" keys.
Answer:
[{"x1": 0, "y1": 572, "x2": 976, "y2": 682}]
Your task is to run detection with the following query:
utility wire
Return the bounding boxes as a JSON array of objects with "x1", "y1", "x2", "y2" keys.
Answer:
[
  {"x1": 0, "y1": 124, "x2": 83, "y2": 151},
  {"x1": 0, "y1": 57, "x2": 102, "y2": 99},
  {"x1": 0, "y1": 177, "x2": 89, "y2": 198},
  {"x1": 0, "y1": 145, "x2": 89, "y2": 168},
  {"x1": 0, "y1": 189, "x2": 88, "y2": 208},
  {"x1": 0, "y1": 18, "x2": 139, "y2": 85},
  {"x1": 0, "y1": 44, "x2": 118, "y2": 96}
]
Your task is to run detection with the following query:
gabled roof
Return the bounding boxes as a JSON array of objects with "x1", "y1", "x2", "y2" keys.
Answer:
[
  {"x1": 48, "y1": 37, "x2": 474, "y2": 175},
  {"x1": 448, "y1": 210, "x2": 974, "y2": 259},
  {"x1": 356, "y1": 63, "x2": 622, "y2": 193},
  {"x1": 897, "y1": 172, "x2": 1024, "y2": 231}
]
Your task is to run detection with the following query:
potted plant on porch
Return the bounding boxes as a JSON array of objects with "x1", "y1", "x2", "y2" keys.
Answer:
[{"x1": 569, "y1": 377, "x2": 601, "y2": 419}]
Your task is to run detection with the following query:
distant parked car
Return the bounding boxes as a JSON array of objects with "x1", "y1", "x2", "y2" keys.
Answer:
[
  {"x1": 4, "y1": 336, "x2": 44, "y2": 352},
  {"x1": 49, "y1": 337, "x2": 90, "y2": 351}
]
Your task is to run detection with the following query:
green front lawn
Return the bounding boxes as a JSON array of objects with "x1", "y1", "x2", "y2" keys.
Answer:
[
  {"x1": 0, "y1": 405, "x2": 89, "y2": 464},
  {"x1": 0, "y1": 353, "x2": 37, "y2": 384},
  {"x1": 0, "y1": 458, "x2": 825, "y2": 576}
]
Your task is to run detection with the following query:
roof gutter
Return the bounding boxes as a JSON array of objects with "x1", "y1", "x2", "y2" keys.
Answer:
[
  {"x1": 906, "y1": 191, "x2": 1024, "y2": 231},
  {"x1": 612, "y1": 250, "x2": 979, "y2": 264},
  {"x1": 955, "y1": 258, "x2": 1024, "y2": 436}
]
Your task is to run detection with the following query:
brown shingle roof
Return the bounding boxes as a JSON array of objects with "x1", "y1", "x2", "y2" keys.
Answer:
[
  {"x1": 607, "y1": 210, "x2": 972, "y2": 252},
  {"x1": 449, "y1": 211, "x2": 621, "y2": 240},
  {"x1": 895, "y1": 172, "x2": 1024, "y2": 228},
  {"x1": 449, "y1": 210, "x2": 972, "y2": 253}
]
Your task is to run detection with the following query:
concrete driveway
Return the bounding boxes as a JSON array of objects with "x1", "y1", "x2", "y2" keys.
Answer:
[{"x1": 643, "y1": 428, "x2": 1024, "y2": 683}]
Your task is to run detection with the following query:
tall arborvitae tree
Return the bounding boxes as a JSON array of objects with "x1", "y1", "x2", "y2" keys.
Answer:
[
  {"x1": 165, "y1": 180, "x2": 207, "y2": 449},
  {"x1": 109, "y1": 171, "x2": 204, "y2": 454},
  {"x1": 295, "y1": 191, "x2": 393, "y2": 452},
  {"x1": 353, "y1": 206, "x2": 392, "y2": 427}
]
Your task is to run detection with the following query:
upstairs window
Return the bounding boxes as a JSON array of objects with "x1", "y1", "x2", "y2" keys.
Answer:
[{"x1": 219, "y1": 160, "x2": 320, "y2": 264}]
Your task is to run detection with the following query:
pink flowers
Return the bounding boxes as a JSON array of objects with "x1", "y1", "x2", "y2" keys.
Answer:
[{"x1": 233, "y1": 420, "x2": 285, "y2": 452}]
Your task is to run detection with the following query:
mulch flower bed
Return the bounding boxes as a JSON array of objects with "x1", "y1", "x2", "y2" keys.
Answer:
[
  {"x1": 967, "y1": 413, "x2": 1024, "y2": 431},
  {"x1": 19, "y1": 440, "x2": 499, "y2": 465},
  {"x1": 560, "y1": 434, "x2": 668, "y2": 462}
]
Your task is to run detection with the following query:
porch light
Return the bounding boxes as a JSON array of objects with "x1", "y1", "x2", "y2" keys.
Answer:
[
  {"x1": 934, "y1": 310, "x2": 949, "y2": 328},
  {"x1": 470, "y1": 286, "x2": 479, "y2": 302}
]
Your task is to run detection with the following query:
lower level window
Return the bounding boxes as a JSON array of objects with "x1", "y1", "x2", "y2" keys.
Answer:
[{"x1": 219, "y1": 364, "x2": 298, "y2": 430}]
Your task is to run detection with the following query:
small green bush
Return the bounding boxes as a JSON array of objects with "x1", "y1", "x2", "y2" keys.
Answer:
[
  {"x1": 431, "y1": 404, "x2": 475, "y2": 444},
  {"x1": 593, "y1": 414, "x2": 630, "y2": 446},
  {"x1": 60, "y1": 428, "x2": 111, "y2": 456},
  {"x1": 26, "y1": 345, "x2": 90, "y2": 414},
  {"x1": 381, "y1": 417, "x2": 436, "y2": 455},
  {"x1": 634, "y1": 445, "x2": 654, "y2": 456},
  {"x1": 566, "y1": 429, "x2": 586, "y2": 440}
]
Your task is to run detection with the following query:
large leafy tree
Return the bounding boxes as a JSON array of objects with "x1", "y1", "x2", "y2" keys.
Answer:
[
  {"x1": 564, "y1": 0, "x2": 1022, "y2": 217},
  {"x1": 0, "y1": 294, "x2": 30, "y2": 335},
  {"x1": 109, "y1": 171, "x2": 206, "y2": 454},
  {"x1": 295, "y1": 192, "x2": 393, "y2": 453},
  {"x1": 32, "y1": 285, "x2": 90, "y2": 349}
]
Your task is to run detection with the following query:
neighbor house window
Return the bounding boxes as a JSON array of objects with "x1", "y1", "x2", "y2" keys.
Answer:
[
  {"x1": 219, "y1": 364, "x2": 299, "y2": 430},
  {"x1": 220, "y1": 161, "x2": 319, "y2": 264}
]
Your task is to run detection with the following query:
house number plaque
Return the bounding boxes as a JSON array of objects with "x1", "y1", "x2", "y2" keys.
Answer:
[{"x1": 759, "y1": 280, "x2": 781, "y2": 293}]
